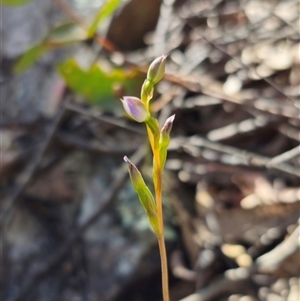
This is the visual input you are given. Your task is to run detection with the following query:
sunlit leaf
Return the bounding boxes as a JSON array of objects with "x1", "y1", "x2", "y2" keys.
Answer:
[
  {"x1": 14, "y1": 44, "x2": 47, "y2": 73},
  {"x1": 14, "y1": 22, "x2": 88, "y2": 73},
  {"x1": 2, "y1": 0, "x2": 32, "y2": 6},
  {"x1": 46, "y1": 23, "x2": 87, "y2": 45},
  {"x1": 58, "y1": 59, "x2": 140, "y2": 111},
  {"x1": 88, "y1": 0, "x2": 122, "y2": 37}
]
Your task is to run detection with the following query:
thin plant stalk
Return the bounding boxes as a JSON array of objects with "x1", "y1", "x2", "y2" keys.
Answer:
[
  {"x1": 121, "y1": 55, "x2": 172, "y2": 301},
  {"x1": 149, "y1": 125, "x2": 170, "y2": 301},
  {"x1": 158, "y1": 234, "x2": 169, "y2": 301}
]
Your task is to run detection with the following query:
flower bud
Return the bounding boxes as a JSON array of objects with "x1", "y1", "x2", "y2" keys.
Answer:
[
  {"x1": 160, "y1": 114, "x2": 175, "y2": 140},
  {"x1": 123, "y1": 156, "x2": 145, "y2": 190},
  {"x1": 124, "y1": 156, "x2": 160, "y2": 235},
  {"x1": 159, "y1": 114, "x2": 175, "y2": 169},
  {"x1": 147, "y1": 55, "x2": 167, "y2": 85},
  {"x1": 121, "y1": 96, "x2": 150, "y2": 123}
]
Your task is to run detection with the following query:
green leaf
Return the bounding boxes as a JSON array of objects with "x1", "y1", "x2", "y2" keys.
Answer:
[
  {"x1": 58, "y1": 59, "x2": 140, "y2": 111},
  {"x1": 14, "y1": 44, "x2": 47, "y2": 73},
  {"x1": 14, "y1": 22, "x2": 88, "y2": 73},
  {"x1": 2, "y1": 0, "x2": 32, "y2": 6},
  {"x1": 46, "y1": 23, "x2": 87, "y2": 45},
  {"x1": 88, "y1": 0, "x2": 122, "y2": 37}
]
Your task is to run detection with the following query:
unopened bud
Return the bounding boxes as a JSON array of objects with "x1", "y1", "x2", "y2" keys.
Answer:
[
  {"x1": 160, "y1": 114, "x2": 175, "y2": 140},
  {"x1": 123, "y1": 156, "x2": 160, "y2": 235},
  {"x1": 123, "y1": 156, "x2": 144, "y2": 189},
  {"x1": 121, "y1": 96, "x2": 150, "y2": 123},
  {"x1": 147, "y1": 55, "x2": 167, "y2": 85},
  {"x1": 159, "y1": 114, "x2": 175, "y2": 169}
]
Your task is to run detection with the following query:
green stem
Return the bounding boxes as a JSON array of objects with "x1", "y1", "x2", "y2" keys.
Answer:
[
  {"x1": 153, "y1": 130, "x2": 169, "y2": 301},
  {"x1": 158, "y1": 233, "x2": 169, "y2": 301}
]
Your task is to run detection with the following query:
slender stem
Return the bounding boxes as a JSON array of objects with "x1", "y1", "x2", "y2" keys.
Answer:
[
  {"x1": 145, "y1": 108, "x2": 169, "y2": 299},
  {"x1": 153, "y1": 133, "x2": 170, "y2": 301},
  {"x1": 158, "y1": 234, "x2": 170, "y2": 301}
]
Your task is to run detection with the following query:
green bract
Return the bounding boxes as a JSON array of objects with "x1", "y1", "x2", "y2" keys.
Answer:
[{"x1": 123, "y1": 156, "x2": 160, "y2": 235}]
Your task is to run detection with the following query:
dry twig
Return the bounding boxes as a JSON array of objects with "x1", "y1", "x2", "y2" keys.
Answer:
[{"x1": 170, "y1": 136, "x2": 300, "y2": 177}]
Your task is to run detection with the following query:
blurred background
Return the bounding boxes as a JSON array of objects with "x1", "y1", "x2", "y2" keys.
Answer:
[{"x1": 1, "y1": 0, "x2": 299, "y2": 301}]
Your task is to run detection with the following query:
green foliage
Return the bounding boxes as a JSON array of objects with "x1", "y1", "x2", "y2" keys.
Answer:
[
  {"x1": 14, "y1": 44, "x2": 47, "y2": 73},
  {"x1": 14, "y1": 22, "x2": 87, "y2": 73},
  {"x1": 2, "y1": 0, "x2": 32, "y2": 6},
  {"x1": 88, "y1": 0, "x2": 122, "y2": 37},
  {"x1": 9, "y1": 0, "x2": 141, "y2": 113},
  {"x1": 46, "y1": 22, "x2": 87, "y2": 45},
  {"x1": 58, "y1": 59, "x2": 140, "y2": 111}
]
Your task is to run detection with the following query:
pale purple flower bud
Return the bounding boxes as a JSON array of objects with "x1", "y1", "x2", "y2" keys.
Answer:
[
  {"x1": 123, "y1": 156, "x2": 160, "y2": 235},
  {"x1": 123, "y1": 155, "x2": 143, "y2": 188},
  {"x1": 161, "y1": 114, "x2": 175, "y2": 139},
  {"x1": 159, "y1": 114, "x2": 175, "y2": 169},
  {"x1": 121, "y1": 96, "x2": 150, "y2": 122},
  {"x1": 147, "y1": 55, "x2": 167, "y2": 85}
]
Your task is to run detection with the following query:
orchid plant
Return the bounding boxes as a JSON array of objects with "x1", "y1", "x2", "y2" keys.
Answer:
[{"x1": 121, "y1": 56, "x2": 174, "y2": 301}]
